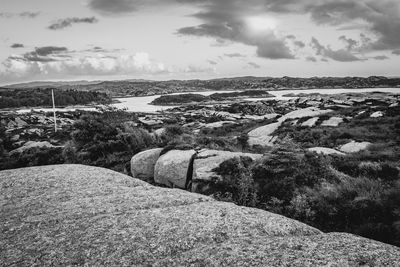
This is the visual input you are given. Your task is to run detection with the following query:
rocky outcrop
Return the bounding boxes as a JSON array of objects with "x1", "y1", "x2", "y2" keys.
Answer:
[
  {"x1": 301, "y1": 117, "x2": 319, "y2": 127},
  {"x1": 370, "y1": 111, "x2": 384, "y2": 118},
  {"x1": 339, "y1": 141, "x2": 372, "y2": 153},
  {"x1": 248, "y1": 107, "x2": 333, "y2": 146},
  {"x1": 2, "y1": 164, "x2": 400, "y2": 266},
  {"x1": 248, "y1": 121, "x2": 281, "y2": 146},
  {"x1": 10, "y1": 141, "x2": 56, "y2": 154},
  {"x1": 308, "y1": 147, "x2": 345, "y2": 156},
  {"x1": 154, "y1": 149, "x2": 196, "y2": 188},
  {"x1": 130, "y1": 148, "x2": 163, "y2": 183},
  {"x1": 321, "y1": 117, "x2": 344, "y2": 127},
  {"x1": 192, "y1": 149, "x2": 262, "y2": 193}
]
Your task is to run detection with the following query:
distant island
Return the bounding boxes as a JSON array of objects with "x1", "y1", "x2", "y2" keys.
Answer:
[
  {"x1": 150, "y1": 90, "x2": 275, "y2": 105},
  {"x1": 2, "y1": 76, "x2": 400, "y2": 98}
]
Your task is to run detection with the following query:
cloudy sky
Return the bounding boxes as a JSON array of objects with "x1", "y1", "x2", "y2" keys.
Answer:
[{"x1": 1, "y1": 0, "x2": 400, "y2": 84}]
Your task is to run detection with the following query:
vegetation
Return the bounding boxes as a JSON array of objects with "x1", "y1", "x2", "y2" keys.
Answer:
[
  {"x1": 0, "y1": 88, "x2": 111, "y2": 108},
  {"x1": 1, "y1": 93, "x2": 399, "y2": 247},
  {"x1": 151, "y1": 94, "x2": 209, "y2": 105},
  {"x1": 151, "y1": 90, "x2": 274, "y2": 105}
]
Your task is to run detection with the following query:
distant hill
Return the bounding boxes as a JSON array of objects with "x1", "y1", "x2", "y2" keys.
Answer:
[
  {"x1": 3, "y1": 80, "x2": 103, "y2": 89},
  {"x1": 2, "y1": 76, "x2": 400, "y2": 97}
]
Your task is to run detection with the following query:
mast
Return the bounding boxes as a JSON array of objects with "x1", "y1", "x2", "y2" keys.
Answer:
[{"x1": 52, "y1": 89, "x2": 57, "y2": 132}]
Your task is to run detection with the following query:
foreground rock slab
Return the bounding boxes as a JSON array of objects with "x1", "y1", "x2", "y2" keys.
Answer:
[{"x1": 1, "y1": 165, "x2": 400, "y2": 266}]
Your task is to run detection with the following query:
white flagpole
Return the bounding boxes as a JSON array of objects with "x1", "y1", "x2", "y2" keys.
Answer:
[{"x1": 52, "y1": 89, "x2": 57, "y2": 132}]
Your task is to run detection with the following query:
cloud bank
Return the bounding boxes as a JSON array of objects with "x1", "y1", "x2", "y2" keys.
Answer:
[{"x1": 48, "y1": 17, "x2": 98, "y2": 30}]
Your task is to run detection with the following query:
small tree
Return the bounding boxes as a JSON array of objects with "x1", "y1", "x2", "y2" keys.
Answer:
[{"x1": 237, "y1": 133, "x2": 249, "y2": 151}]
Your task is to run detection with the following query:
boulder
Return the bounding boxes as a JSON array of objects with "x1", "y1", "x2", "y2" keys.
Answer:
[
  {"x1": 321, "y1": 117, "x2": 344, "y2": 127},
  {"x1": 10, "y1": 134, "x2": 20, "y2": 142},
  {"x1": 14, "y1": 117, "x2": 28, "y2": 127},
  {"x1": 308, "y1": 147, "x2": 345, "y2": 156},
  {"x1": 370, "y1": 111, "x2": 384, "y2": 118},
  {"x1": 192, "y1": 149, "x2": 262, "y2": 193},
  {"x1": 154, "y1": 149, "x2": 196, "y2": 188},
  {"x1": 10, "y1": 141, "x2": 55, "y2": 154},
  {"x1": 301, "y1": 117, "x2": 319, "y2": 127},
  {"x1": 339, "y1": 141, "x2": 372, "y2": 153},
  {"x1": 130, "y1": 148, "x2": 163, "y2": 183},
  {"x1": 1, "y1": 165, "x2": 400, "y2": 266}
]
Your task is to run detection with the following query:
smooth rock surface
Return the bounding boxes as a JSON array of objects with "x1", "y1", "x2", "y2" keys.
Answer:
[
  {"x1": 248, "y1": 107, "x2": 333, "y2": 146},
  {"x1": 131, "y1": 148, "x2": 163, "y2": 183},
  {"x1": 339, "y1": 141, "x2": 372, "y2": 153},
  {"x1": 192, "y1": 150, "x2": 262, "y2": 193},
  {"x1": 154, "y1": 149, "x2": 196, "y2": 188},
  {"x1": 370, "y1": 111, "x2": 384, "y2": 118},
  {"x1": 321, "y1": 117, "x2": 344, "y2": 127},
  {"x1": 1, "y1": 165, "x2": 400, "y2": 266},
  {"x1": 10, "y1": 141, "x2": 56, "y2": 154},
  {"x1": 301, "y1": 117, "x2": 319, "y2": 127},
  {"x1": 308, "y1": 147, "x2": 345, "y2": 156}
]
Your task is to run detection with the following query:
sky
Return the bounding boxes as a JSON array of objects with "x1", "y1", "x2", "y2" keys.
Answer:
[{"x1": 0, "y1": 0, "x2": 400, "y2": 84}]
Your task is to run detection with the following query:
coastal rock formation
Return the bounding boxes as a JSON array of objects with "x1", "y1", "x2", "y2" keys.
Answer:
[
  {"x1": 248, "y1": 107, "x2": 333, "y2": 146},
  {"x1": 130, "y1": 148, "x2": 163, "y2": 183},
  {"x1": 2, "y1": 164, "x2": 400, "y2": 266},
  {"x1": 154, "y1": 149, "x2": 196, "y2": 188},
  {"x1": 308, "y1": 147, "x2": 345, "y2": 156},
  {"x1": 248, "y1": 121, "x2": 281, "y2": 146},
  {"x1": 301, "y1": 117, "x2": 319, "y2": 127},
  {"x1": 339, "y1": 141, "x2": 372, "y2": 153},
  {"x1": 321, "y1": 117, "x2": 344, "y2": 127},
  {"x1": 10, "y1": 141, "x2": 56, "y2": 154},
  {"x1": 192, "y1": 149, "x2": 262, "y2": 193}
]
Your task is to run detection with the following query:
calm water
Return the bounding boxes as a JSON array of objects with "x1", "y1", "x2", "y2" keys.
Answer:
[
  {"x1": 113, "y1": 88, "x2": 400, "y2": 113},
  {"x1": 15, "y1": 87, "x2": 400, "y2": 114}
]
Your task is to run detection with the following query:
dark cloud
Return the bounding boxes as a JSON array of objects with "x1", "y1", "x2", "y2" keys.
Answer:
[
  {"x1": 21, "y1": 46, "x2": 69, "y2": 62},
  {"x1": 224, "y1": 53, "x2": 245, "y2": 58},
  {"x1": 392, "y1": 50, "x2": 400, "y2": 55},
  {"x1": 294, "y1": 40, "x2": 305, "y2": 48},
  {"x1": 88, "y1": 0, "x2": 138, "y2": 15},
  {"x1": 178, "y1": 24, "x2": 294, "y2": 59},
  {"x1": 306, "y1": 56, "x2": 317, "y2": 62},
  {"x1": 311, "y1": 37, "x2": 362, "y2": 62},
  {"x1": 207, "y1": 60, "x2": 217, "y2": 65},
  {"x1": 10, "y1": 43, "x2": 24, "y2": 48},
  {"x1": 248, "y1": 62, "x2": 261, "y2": 68},
  {"x1": 0, "y1": 12, "x2": 40, "y2": 18},
  {"x1": 339, "y1": 36, "x2": 358, "y2": 51},
  {"x1": 373, "y1": 55, "x2": 389, "y2": 60},
  {"x1": 306, "y1": 1, "x2": 400, "y2": 50},
  {"x1": 48, "y1": 17, "x2": 98, "y2": 30}
]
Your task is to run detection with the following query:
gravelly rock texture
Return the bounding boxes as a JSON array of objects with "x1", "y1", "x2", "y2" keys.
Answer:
[
  {"x1": 154, "y1": 149, "x2": 196, "y2": 188},
  {"x1": 130, "y1": 148, "x2": 163, "y2": 183},
  {"x1": 1, "y1": 164, "x2": 400, "y2": 266}
]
